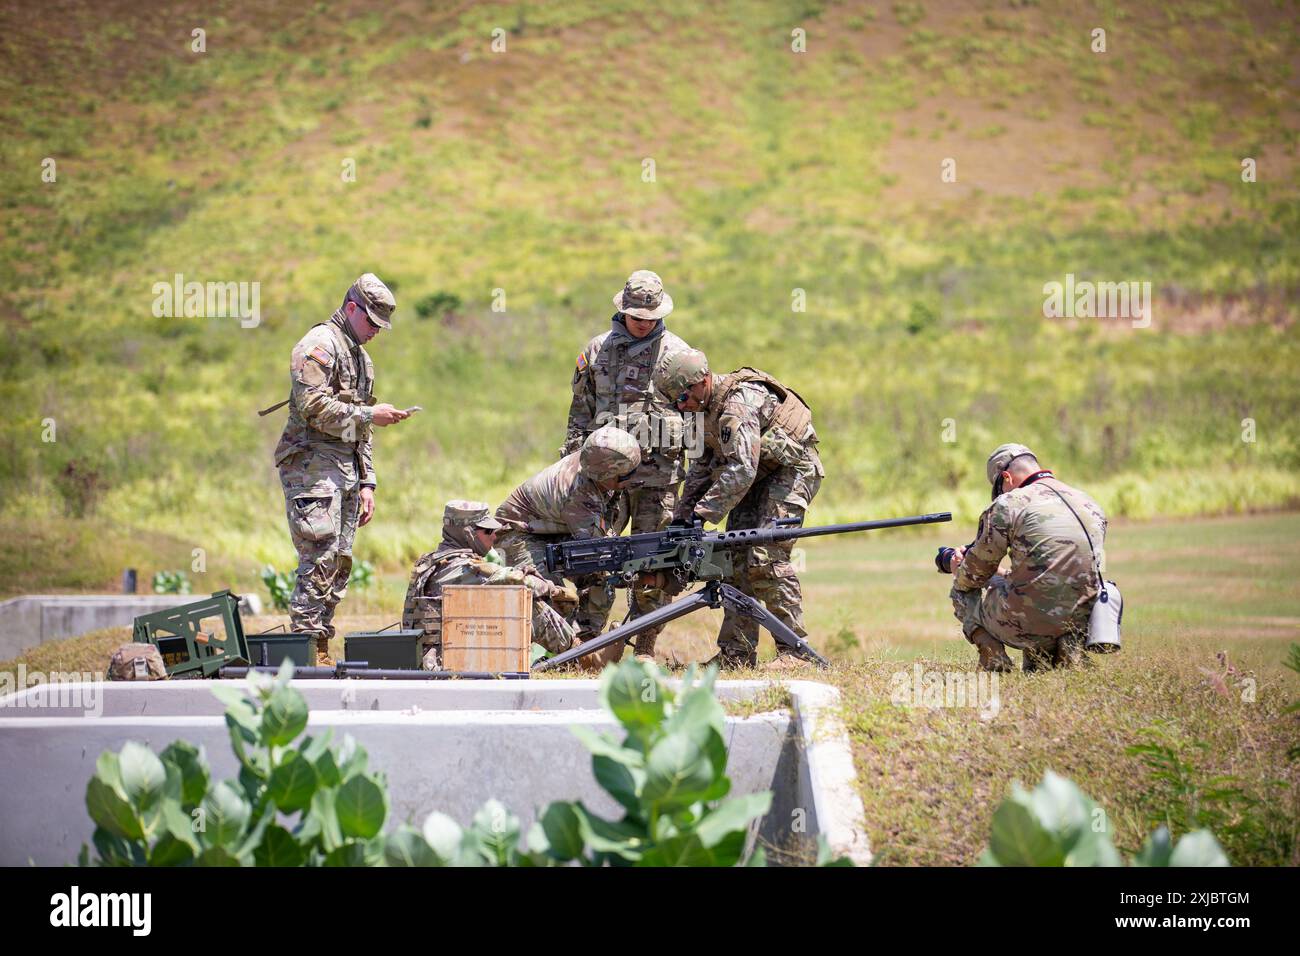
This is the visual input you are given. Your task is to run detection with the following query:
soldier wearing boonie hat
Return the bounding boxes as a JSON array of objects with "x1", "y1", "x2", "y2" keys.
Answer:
[
  {"x1": 403, "y1": 499, "x2": 580, "y2": 670},
  {"x1": 559, "y1": 271, "x2": 696, "y2": 663},
  {"x1": 943, "y1": 442, "x2": 1109, "y2": 673},
  {"x1": 270, "y1": 273, "x2": 414, "y2": 666}
]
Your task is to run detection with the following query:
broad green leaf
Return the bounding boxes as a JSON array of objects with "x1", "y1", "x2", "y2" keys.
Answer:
[
  {"x1": 148, "y1": 833, "x2": 195, "y2": 867},
  {"x1": 324, "y1": 842, "x2": 368, "y2": 866},
  {"x1": 529, "y1": 643, "x2": 549, "y2": 665},
  {"x1": 119, "y1": 741, "x2": 167, "y2": 812},
  {"x1": 254, "y1": 824, "x2": 307, "y2": 867},
  {"x1": 1063, "y1": 830, "x2": 1123, "y2": 867},
  {"x1": 746, "y1": 844, "x2": 768, "y2": 867},
  {"x1": 643, "y1": 734, "x2": 715, "y2": 811},
  {"x1": 262, "y1": 685, "x2": 309, "y2": 747},
  {"x1": 987, "y1": 799, "x2": 1065, "y2": 866},
  {"x1": 92, "y1": 826, "x2": 136, "y2": 866},
  {"x1": 335, "y1": 775, "x2": 387, "y2": 840},
  {"x1": 336, "y1": 734, "x2": 370, "y2": 779},
  {"x1": 303, "y1": 788, "x2": 343, "y2": 851},
  {"x1": 571, "y1": 803, "x2": 645, "y2": 861},
  {"x1": 1025, "y1": 771, "x2": 1094, "y2": 844},
  {"x1": 161, "y1": 741, "x2": 210, "y2": 807},
  {"x1": 86, "y1": 777, "x2": 143, "y2": 840},
  {"x1": 539, "y1": 802, "x2": 585, "y2": 862},
  {"x1": 194, "y1": 846, "x2": 242, "y2": 866},
  {"x1": 421, "y1": 812, "x2": 465, "y2": 864},
  {"x1": 471, "y1": 799, "x2": 520, "y2": 866},
  {"x1": 269, "y1": 752, "x2": 318, "y2": 813},
  {"x1": 1169, "y1": 829, "x2": 1230, "y2": 867},
  {"x1": 592, "y1": 755, "x2": 643, "y2": 814},
  {"x1": 570, "y1": 725, "x2": 644, "y2": 768},
  {"x1": 384, "y1": 826, "x2": 440, "y2": 867},
  {"x1": 210, "y1": 684, "x2": 250, "y2": 711},
  {"x1": 1133, "y1": 826, "x2": 1174, "y2": 867},
  {"x1": 200, "y1": 781, "x2": 250, "y2": 848},
  {"x1": 601, "y1": 660, "x2": 668, "y2": 738},
  {"x1": 694, "y1": 791, "x2": 772, "y2": 849}
]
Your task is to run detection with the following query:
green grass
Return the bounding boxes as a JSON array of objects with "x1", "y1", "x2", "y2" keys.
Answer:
[
  {"x1": 0, "y1": 0, "x2": 1297, "y2": 570},
  {"x1": 6, "y1": 511, "x2": 1297, "y2": 865}
]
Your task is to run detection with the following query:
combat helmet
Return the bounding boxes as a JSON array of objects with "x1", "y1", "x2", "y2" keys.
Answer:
[
  {"x1": 580, "y1": 425, "x2": 642, "y2": 481},
  {"x1": 654, "y1": 348, "x2": 710, "y2": 399}
]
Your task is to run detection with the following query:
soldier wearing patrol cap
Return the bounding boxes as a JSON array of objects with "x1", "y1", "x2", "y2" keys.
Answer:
[
  {"x1": 942, "y1": 443, "x2": 1108, "y2": 672},
  {"x1": 560, "y1": 270, "x2": 696, "y2": 662},
  {"x1": 272, "y1": 273, "x2": 413, "y2": 665},
  {"x1": 497, "y1": 425, "x2": 642, "y2": 667},
  {"x1": 402, "y1": 500, "x2": 579, "y2": 670},
  {"x1": 654, "y1": 349, "x2": 825, "y2": 670}
]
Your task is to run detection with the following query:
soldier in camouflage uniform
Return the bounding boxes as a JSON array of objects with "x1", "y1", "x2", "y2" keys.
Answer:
[
  {"x1": 497, "y1": 426, "x2": 641, "y2": 664},
  {"x1": 561, "y1": 270, "x2": 695, "y2": 661},
  {"x1": 654, "y1": 349, "x2": 825, "y2": 669},
  {"x1": 945, "y1": 443, "x2": 1108, "y2": 672},
  {"x1": 402, "y1": 500, "x2": 579, "y2": 670},
  {"x1": 272, "y1": 274, "x2": 413, "y2": 666}
]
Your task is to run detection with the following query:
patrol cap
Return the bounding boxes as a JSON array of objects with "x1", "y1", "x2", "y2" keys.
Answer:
[
  {"x1": 350, "y1": 273, "x2": 396, "y2": 329},
  {"x1": 614, "y1": 269, "x2": 673, "y2": 321},
  {"x1": 443, "y1": 499, "x2": 504, "y2": 531},
  {"x1": 986, "y1": 443, "x2": 1038, "y2": 485},
  {"x1": 654, "y1": 348, "x2": 710, "y2": 398},
  {"x1": 580, "y1": 425, "x2": 642, "y2": 481}
]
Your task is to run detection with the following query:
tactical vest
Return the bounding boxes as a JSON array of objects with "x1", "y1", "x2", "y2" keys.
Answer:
[
  {"x1": 401, "y1": 547, "x2": 475, "y2": 641},
  {"x1": 589, "y1": 326, "x2": 687, "y2": 484},
  {"x1": 715, "y1": 368, "x2": 814, "y2": 441}
]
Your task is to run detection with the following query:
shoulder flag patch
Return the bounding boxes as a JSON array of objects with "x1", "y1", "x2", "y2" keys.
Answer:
[
  {"x1": 308, "y1": 346, "x2": 332, "y2": 367},
  {"x1": 576, "y1": 353, "x2": 589, "y2": 372}
]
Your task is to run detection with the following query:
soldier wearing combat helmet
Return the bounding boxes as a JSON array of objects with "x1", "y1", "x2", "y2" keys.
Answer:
[
  {"x1": 561, "y1": 270, "x2": 696, "y2": 662},
  {"x1": 941, "y1": 443, "x2": 1108, "y2": 672},
  {"x1": 271, "y1": 273, "x2": 413, "y2": 666},
  {"x1": 654, "y1": 349, "x2": 825, "y2": 670},
  {"x1": 402, "y1": 500, "x2": 579, "y2": 670},
  {"x1": 497, "y1": 426, "x2": 642, "y2": 666}
]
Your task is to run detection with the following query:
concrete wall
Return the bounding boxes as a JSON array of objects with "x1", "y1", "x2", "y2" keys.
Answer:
[
  {"x1": 0, "y1": 594, "x2": 261, "y2": 660},
  {"x1": 0, "y1": 678, "x2": 870, "y2": 866}
]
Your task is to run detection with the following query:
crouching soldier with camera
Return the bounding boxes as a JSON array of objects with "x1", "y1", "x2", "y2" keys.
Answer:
[{"x1": 940, "y1": 443, "x2": 1108, "y2": 672}]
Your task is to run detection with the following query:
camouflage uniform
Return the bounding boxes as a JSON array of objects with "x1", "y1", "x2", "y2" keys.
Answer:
[
  {"x1": 273, "y1": 275, "x2": 392, "y2": 658},
  {"x1": 495, "y1": 451, "x2": 623, "y2": 641},
  {"x1": 951, "y1": 458, "x2": 1107, "y2": 671},
  {"x1": 674, "y1": 368, "x2": 825, "y2": 664},
  {"x1": 561, "y1": 271, "x2": 694, "y2": 652},
  {"x1": 402, "y1": 501, "x2": 576, "y2": 670}
]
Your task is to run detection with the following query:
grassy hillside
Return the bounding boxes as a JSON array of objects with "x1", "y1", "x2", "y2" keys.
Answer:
[{"x1": 1, "y1": 0, "x2": 1298, "y2": 589}]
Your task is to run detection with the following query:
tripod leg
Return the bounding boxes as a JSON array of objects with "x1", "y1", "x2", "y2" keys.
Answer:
[
  {"x1": 716, "y1": 583, "x2": 830, "y2": 669},
  {"x1": 533, "y1": 585, "x2": 719, "y2": 672}
]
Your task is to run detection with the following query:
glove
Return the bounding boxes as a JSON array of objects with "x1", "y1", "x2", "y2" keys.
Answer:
[{"x1": 548, "y1": 583, "x2": 580, "y2": 612}]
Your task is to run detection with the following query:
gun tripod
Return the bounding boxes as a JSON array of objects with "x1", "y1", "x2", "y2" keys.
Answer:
[{"x1": 532, "y1": 579, "x2": 829, "y2": 672}]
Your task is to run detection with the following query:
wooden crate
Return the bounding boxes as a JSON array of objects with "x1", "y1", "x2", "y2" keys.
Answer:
[{"x1": 441, "y1": 585, "x2": 532, "y2": 673}]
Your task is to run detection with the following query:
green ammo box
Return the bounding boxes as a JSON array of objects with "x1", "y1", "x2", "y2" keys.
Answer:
[
  {"x1": 246, "y1": 631, "x2": 317, "y2": 668},
  {"x1": 344, "y1": 628, "x2": 425, "y2": 670}
]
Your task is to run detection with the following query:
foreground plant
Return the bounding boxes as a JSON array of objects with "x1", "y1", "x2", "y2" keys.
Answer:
[
  {"x1": 80, "y1": 658, "x2": 830, "y2": 866},
  {"x1": 980, "y1": 770, "x2": 1229, "y2": 867}
]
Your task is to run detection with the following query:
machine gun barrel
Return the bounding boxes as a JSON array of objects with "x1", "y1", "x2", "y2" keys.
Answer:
[{"x1": 707, "y1": 511, "x2": 952, "y2": 549}]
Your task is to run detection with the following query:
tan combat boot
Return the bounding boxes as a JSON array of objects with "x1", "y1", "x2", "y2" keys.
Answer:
[
  {"x1": 970, "y1": 628, "x2": 1014, "y2": 673},
  {"x1": 633, "y1": 632, "x2": 657, "y2": 665},
  {"x1": 315, "y1": 635, "x2": 336, "y2": 668}
]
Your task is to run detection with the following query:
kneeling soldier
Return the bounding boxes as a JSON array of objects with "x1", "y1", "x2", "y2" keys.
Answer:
[
  {"x1": 402, "y1": 500, "x2": 579, "y2": 670},
  {"x1": 943, "y1": 443, "x2": 1108, "y2": 672},
  {"x1": 654, "y1": 349, "x2": 824, "y2": 669}
]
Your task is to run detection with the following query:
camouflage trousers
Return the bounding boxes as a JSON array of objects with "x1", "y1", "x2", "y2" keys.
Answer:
[
  {"x1": 278, "y1": 449, "x2": 362, "y2": 641},
  {"x1": 716, "y1": 465, "x2": 821, "y2": 662},
  {"x1": 950, "y1": 574, "x2": 1087, "y2": 671},
  {"x1": 497, "y1": 530, "x2": 613, "y2": 641}
]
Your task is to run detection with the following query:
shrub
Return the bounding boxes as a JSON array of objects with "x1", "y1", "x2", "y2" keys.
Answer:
[
  {"x1": 261, "y1": 565, "x2": 294, "y2": 612},
  {"x1": 414, "y1": 291, "x2": 462, "y2": 321},
  {"x1": 980, "y1": 770, "x2": 1228, "y2": 866},
  {"x1": 152, "y1": 570, "x2": 192, "y2": 594},
  {"x1": 78, "y1": 659, "x2": 848, "y2": 866}
]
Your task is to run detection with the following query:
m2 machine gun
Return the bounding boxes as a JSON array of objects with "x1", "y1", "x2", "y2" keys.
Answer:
[{"x1": 533, "y1": 511, "x2": 953, "y2": 672}]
